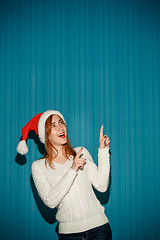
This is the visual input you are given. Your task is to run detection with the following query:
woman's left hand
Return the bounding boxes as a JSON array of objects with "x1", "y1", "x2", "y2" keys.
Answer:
[{"x1": 99, "y1": 125, "x2": 110, "y2": 149}]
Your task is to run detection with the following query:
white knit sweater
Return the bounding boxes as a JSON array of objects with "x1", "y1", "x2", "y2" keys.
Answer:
[{"x1": 31, "y1": 146, "x2": 110, "y2": 234}]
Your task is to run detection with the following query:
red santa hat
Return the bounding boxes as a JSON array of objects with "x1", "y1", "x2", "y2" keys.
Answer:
[{"x1": 16, "y1": 110, "x2": 66, "y2": 155}]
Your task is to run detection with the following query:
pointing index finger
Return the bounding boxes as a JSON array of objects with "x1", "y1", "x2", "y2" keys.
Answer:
[
  {"x1": 99, "y1": 125, "x2": 104, "y2": 142},
  {"x1": 76, "y1": 148, "x2": 83, "y2": 158}
]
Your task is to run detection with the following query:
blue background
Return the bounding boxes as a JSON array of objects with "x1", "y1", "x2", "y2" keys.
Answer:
[{"x1": 0, "y1": 0, "x2": 160, "y2": 239}]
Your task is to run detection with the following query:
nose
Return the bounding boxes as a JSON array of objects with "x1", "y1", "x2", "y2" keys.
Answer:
[{"x1": 58, "y1": 125, "x2": 63, "y2": 131}]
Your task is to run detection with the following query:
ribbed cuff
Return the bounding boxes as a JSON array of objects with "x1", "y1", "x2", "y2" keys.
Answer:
[{"x1": 98, "y1": 147, "x2": 109, "y2": 154}]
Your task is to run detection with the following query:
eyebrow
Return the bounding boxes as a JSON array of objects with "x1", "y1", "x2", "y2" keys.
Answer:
[{"x1": 51, "y1": 119, "x2": 62, "y2": 124}]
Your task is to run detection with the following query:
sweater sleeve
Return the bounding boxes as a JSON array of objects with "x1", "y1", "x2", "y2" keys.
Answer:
[
  {"x1": 31, "y1": 161, "x2": 78, "y2": 209},
  {"x1": 83, "y1": 147, "x2": 110, "y2": 192}
]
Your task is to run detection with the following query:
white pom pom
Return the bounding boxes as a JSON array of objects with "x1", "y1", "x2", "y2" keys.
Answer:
[{"x1": 17, "y1": 140, "x2": 28, "y2": 155}]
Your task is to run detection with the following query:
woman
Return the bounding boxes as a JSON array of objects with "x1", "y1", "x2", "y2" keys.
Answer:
[{"x1": 17, "y1": 110, "x2": 112, "y2": 239}]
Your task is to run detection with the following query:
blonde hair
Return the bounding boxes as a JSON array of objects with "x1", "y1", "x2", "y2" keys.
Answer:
[{"x1": 43, "y1": 114, "x2": 76, "y2": 169}]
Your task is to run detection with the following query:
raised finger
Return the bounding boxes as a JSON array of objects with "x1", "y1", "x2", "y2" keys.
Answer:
[
  {"x1": 99, "y1": 125, "x2": 104, "y2": 142},
  {"x1": 76, "y1": 148, "x2": 83, "y2": 158}
]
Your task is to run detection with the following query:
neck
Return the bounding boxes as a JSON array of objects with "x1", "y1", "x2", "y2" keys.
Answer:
[{"x1": 52, "y1": 145, "x2": 66, "y2": 158}]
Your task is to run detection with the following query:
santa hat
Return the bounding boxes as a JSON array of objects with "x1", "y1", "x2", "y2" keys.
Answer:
[{"x1": 17, "y1": 110, "x2": 66, "y2": 155}]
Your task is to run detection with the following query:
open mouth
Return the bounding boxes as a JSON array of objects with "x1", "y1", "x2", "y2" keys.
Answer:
[{"x1": 58, "y1": 133, "x2": 65, "y2": 138}]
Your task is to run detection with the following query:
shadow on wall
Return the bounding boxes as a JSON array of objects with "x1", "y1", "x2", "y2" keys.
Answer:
[
  {"x1": 30, "y1": 175, "x2": 59, "y2": 235},
  {"x1": 30, "y1": 175, "x2": 57, "y2": 225},
  {"x1": 15, "y1": 131, "x2": 59, "y2": 230}
]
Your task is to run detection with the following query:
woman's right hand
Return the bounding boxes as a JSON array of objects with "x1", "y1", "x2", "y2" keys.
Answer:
[{"x1": 71, "y1": 148, "x2": 87, "y2": 172}]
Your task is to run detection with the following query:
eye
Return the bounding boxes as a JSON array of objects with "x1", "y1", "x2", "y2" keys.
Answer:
[
  {"x1": 51, "y1": 124, "x2": 55, "y2": 128},
  {"x1": 60, "y1": 120, "x2": 63, "y2": 124}
]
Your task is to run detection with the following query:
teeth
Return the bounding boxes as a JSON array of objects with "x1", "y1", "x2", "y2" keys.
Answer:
[{"x1": 58, "y1": 133, "x2": 64, "y2": 137}]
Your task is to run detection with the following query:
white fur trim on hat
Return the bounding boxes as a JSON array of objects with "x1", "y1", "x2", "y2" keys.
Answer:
[
  {"x1": 38, "y1": 110, "x2": 66, "y2": 144},
  {"x1": 17, "y1": 140, "x2": 29, "y2": 155}
]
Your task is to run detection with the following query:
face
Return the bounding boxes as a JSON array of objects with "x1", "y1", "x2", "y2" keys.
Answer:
[{"x1": 48, "y1": 114, "x2": 67, "y2": 147}]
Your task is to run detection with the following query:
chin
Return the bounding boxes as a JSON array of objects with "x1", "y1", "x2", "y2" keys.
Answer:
[{"x1": 59, "y1": 138, "x2": 67, "y2": 144}]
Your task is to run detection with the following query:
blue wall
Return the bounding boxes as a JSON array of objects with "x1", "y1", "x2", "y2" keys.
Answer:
[{"x1": 0, "y1": 0, "x2": 160, "y2": 239}]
